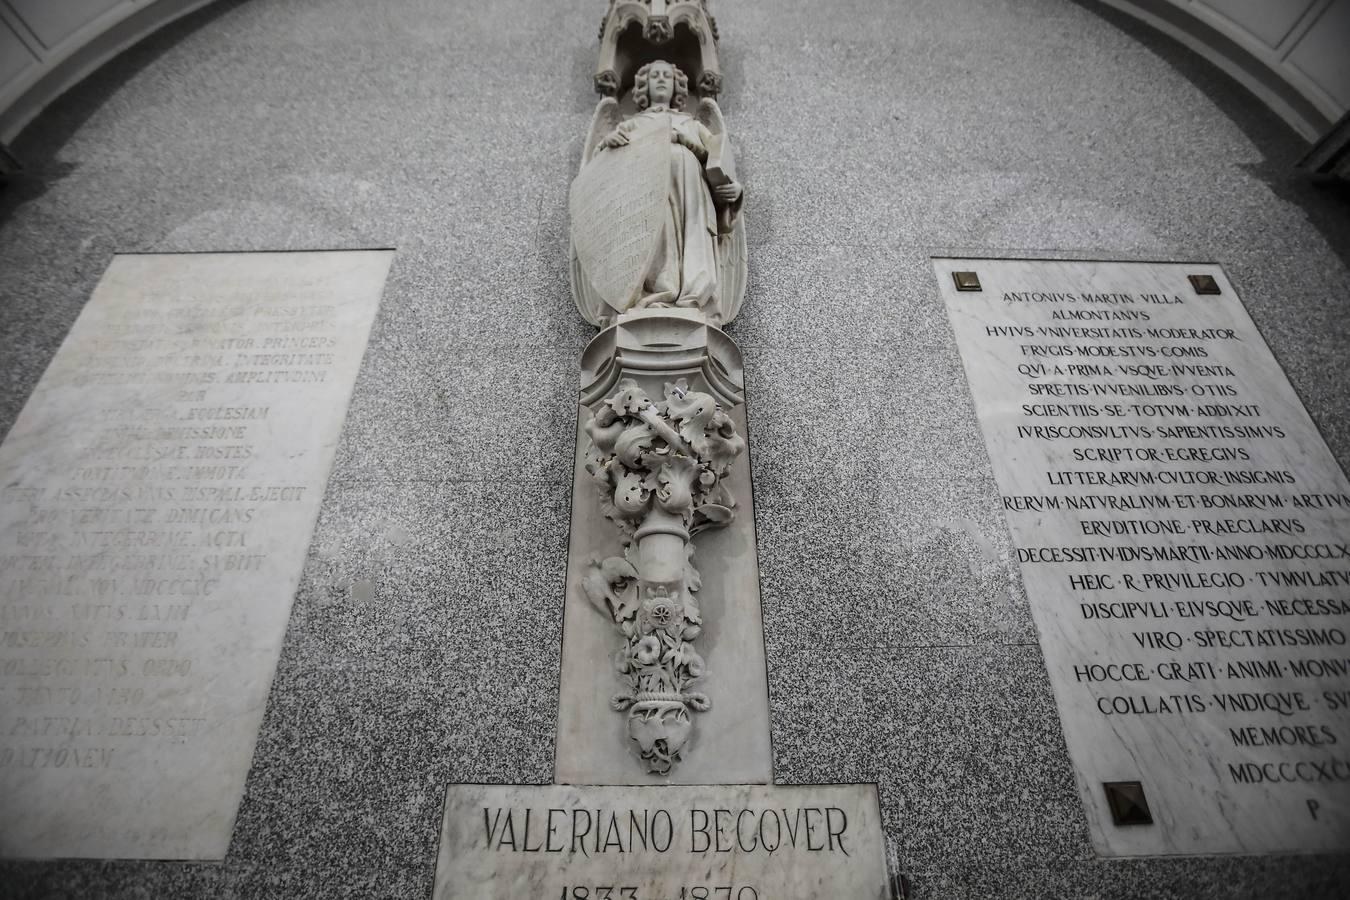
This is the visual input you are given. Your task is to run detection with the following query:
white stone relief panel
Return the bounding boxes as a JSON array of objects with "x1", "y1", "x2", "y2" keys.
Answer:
[
  {"x1": 937, "y1": 258, "x2": 1350, "y2": 856},
  {"x1": 0, "y1": 250, "x2": 392, "y2": 859},
  {"x1": 555, "y1": 406, "x2": 772, "y2": 786}
]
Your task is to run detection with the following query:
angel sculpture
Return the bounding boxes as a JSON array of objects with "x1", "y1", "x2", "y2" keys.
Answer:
[{"x1": 570, "y1": 60, "x2": 747, "y2": 326}]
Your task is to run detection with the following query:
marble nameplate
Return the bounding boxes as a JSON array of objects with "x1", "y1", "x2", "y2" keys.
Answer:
[
  {"x1": 432, "y1": 784, "x2": 891, "y2": 899},
  {"x1": 937, "y1": 258, "x2": 1350, "y2": 856},
  {"x1": 0, "y1": 250, "x2": 393, "y2": 859}
]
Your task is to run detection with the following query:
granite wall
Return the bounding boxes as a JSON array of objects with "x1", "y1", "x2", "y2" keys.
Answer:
[{"x1": 0, "y1": 0, "x2": 1348, "y2": 896}]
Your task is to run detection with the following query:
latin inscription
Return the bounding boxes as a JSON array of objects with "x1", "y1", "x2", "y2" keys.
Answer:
[
  {"x1": 939, "y1": 259, "x2": 1350, "y2": 856},
  {"x1": 0, "y1": 251, "x2": 391, "y2": 859},
  {"x1": 570, "y1": 127, "x2": 670, "y2": 306}
]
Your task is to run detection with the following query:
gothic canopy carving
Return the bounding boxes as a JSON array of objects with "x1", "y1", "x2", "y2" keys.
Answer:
[{"x1": 595, "y1": 1, "x2": 723, "y2": 98}]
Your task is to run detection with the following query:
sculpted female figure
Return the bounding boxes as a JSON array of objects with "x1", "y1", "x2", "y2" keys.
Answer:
[
  {"x1": 571, "y1": 60, "x2": 745, "y2": 322},
  {"x1": 571, "y1": 59, "x2": 750, "y2": 774}
]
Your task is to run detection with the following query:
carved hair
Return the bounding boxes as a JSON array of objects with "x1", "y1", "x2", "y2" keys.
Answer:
[{"x1": 634, "y1": 61, "x2": 689, "y2": 111}]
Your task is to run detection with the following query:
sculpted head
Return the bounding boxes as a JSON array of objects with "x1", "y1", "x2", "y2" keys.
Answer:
[{"x1": 634, "y1": 60, "x2": 689, "y2": 111}]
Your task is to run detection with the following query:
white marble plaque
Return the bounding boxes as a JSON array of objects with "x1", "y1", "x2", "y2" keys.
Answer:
[
  {"x1": 432, "y1": 784, "x2": 890, "y2": 900},
  {"x1": 0, "y1": 250, "x2": 392, "y2": 860},
  {"x1": 937, "y1": 258, "x2": 1350, "y2": 856}
]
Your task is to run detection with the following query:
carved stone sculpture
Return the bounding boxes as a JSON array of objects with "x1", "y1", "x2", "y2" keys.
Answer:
[
  {"x1": 581, "y1": 373, "x2": 743, "y2": 773},
  {"x1": 570, "y1": 59, "x2": 746, "y2": 327},
  {"x1": 570, "y1": 2, "x2": 748, "y2": 776}
]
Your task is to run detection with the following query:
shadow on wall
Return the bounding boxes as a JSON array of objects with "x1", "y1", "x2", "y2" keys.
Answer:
[
  {"x1": 1071, "y1": 1, "x2": 1350, "y2": 273},
  {"x1": 0, "y1": 0, "x2": 250, "y2": 229}
]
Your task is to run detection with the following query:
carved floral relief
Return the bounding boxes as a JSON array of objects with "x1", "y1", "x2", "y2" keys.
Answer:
[{"x1": 580, "y1": 377, "x2": 743, "y2": 773}]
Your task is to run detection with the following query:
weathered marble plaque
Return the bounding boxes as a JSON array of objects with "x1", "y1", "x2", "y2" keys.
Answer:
[
  {"x1": 570, "y1": 126, "x2": 670, "y2": 308},
  {"x1": 0, "y1": 250, "x2": 392, "y2": 859},
  {"x1": 937, "y1": 258, "x2": 1350, "y2": 856},
  {"x1": 556, "y1": 404, "x2": 772, "y2": 785},
  {"x1": 432, "y1": 784, "x2": 890, "y2": 899}
]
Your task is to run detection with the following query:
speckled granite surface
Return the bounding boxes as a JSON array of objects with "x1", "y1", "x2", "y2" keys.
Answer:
[{"x1": 1, "y1": 0, "x2": 1348, "y2": 896}]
